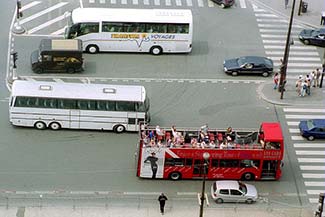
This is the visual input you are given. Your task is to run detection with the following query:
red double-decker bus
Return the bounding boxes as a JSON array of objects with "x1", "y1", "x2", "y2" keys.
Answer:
[{"x1": 136, "y1": 122, "x2": 284, "y2": 181}]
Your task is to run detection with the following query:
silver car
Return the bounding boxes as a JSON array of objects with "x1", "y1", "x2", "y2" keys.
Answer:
[{"x1": 211, "y1": 180, "x2": 258, "y2": 204}]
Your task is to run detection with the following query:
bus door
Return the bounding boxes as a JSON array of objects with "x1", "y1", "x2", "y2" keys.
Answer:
[
  {"x1": 69, "y1": 110, "x2": 80, "y2": 129},
  {"x1": 127, "y1": 113, "x2": 137, "y2": 131},
  {"x1": 192, "y1": 159, "x2": 209, "y2": 178},
  {"x1": 261, "y1": 160, "x2": 277, "y2": 180}
]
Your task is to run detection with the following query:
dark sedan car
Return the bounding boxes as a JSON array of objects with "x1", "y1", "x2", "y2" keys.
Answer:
[
  {"x1": 299, "y1": 28, "x2": 325, "y2": 47},
  {"x1": 299, "y1": 119, "x2": 325, "y2": 141},
  {"x1": 211, "y1": 0, "x2": 234, "y2": 8},
  {"x1": 223, "y1": 56, "x2": 273, "y2": 77}
]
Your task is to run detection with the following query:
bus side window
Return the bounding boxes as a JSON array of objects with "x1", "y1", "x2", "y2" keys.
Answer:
[
  {"x1": 26, "y1": 97, "x2": 37, "y2": 107},
  {"x1": 15, "y1": 96, "x2": 28, "y2": 107},
  {"x1": 167, "y1": 24, "x2": 177, "y2": 33},
  {"x1": 116, "y1": 101, "x2": 135, "y2": 112}
]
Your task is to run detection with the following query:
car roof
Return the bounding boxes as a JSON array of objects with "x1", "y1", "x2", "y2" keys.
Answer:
[
  {"x1": 312, "y1": 119, "x2": 325, "y2": 127},
  {"x1": 215, "y1": 180, "x2": 239, "y2": 190},
  {"x1": 239, "y1": 56, "x2": 267, "y2": 64},
  {"x1": 316, "y1": 28, "x2": 325, "y2": 33}
]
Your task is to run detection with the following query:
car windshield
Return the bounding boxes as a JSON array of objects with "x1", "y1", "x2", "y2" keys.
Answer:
[
  {"x1": 306, "y1": 120, "x2": 315, "y2": 130},
  {"x1": 237, "y1": 57, "x2": 247, "y2": 66},
  {"x1": 238, "y1": 182, "x2": 247, "y2": 194},
  {"x1": 311, "y1": 30, "x2": 320, "y2": 37},
  {"x1": 264, "y1": 59, "x2": 272, "y2": 67}
]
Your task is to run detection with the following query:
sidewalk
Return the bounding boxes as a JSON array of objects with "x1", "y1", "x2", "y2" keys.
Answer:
[
  {"x1": 254, "y1": 0, "x2": 325, "y2": 28},
  {"x1": 258, "y1": 81, "x2": 325, "y2": 106},
  {"x1": 0, "y1": 205, "x2": 315, "y2": 217}
]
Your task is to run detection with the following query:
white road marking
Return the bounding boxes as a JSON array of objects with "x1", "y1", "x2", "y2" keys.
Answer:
[
  {"x1": 297, "y1": 151, "x2": 325, "y2": 156},
  {"x1": 111, "y1": 0, "x2": 116, "y2": 4},
  {"x1": 298, "y1": 158, "x2": 325, "y2": 163},
  {"x1": 257, "y1": 19, "x2": 287, "y2": 23},
  {"x1": 21, "y1": 1, "x2": 41, "y2": 11},
  {"x1": 20, "y1": 2, "x2": 68, "y2": 25},
  {"x1": 261, "y1": 34, "x2": 287, "y2": 38},
  {"x1": 307, "y1": 190, "x2": 325, "y2": 195},
  {"x1": 121, "y1": 0, "x2": 127, "y2": 4},
  {"x1": 286, "y1": 115, "x2": 325, "y2": 119},
  {"x1": 268, "y1": 57, "x2": 321, "y2": 61},
  {"x1": 259, "y1": 29, "x2": 300, "y2": 33},
  {"x1": 287, "y1": 121, "x2": 299, "y2": 126},
  {"x1": 284, "y1": 108, "x2": 325, "y2": 113},
  {"x1": 266, "y1": 51, "x2": 319, "y2": 56},
  {"x1": 302, "y1": 173, "x2": 325, "y2": 178},
  {"x1": 289, "y1": 129, "x2": 300, "y2": 133},
  {"x1": 186, "y1": 0, "x2": 193, "y2": 6},
  {"x1": 287, "y1": 68, "x2": 319, "y2": 73},
  {"x1": 291, "y1": 136, "x2": 304, "y2": 140},
  {"x1": 29, "y1": 14, "x2": 68, "y2": 34},
  {"x1": 239, "y1": 0, "x2": 246, "y2": 8},
  {"x1": 294, "y1": 144, "x2": 325, "y2": 148},
  {"x1": 275, "y1": 63, "x2": 322, "y2": 67},
  {"x1": 176, "y1": 0, "x2": 182, "y2": 6},
  {"x1": 99, "y1": 0, "x2": 105, "y2": 3},
  {"x1": 258, "y1": 24, "x2": 301, "y2": 28},
  {"x1": 264, "y1": 45, "x2": 317, "y2": 50},
  {"x1": 165, "y1": 0, "x2": 172, "y2": 5},
  {"x1": 154, "y1": 0, "x2": 160, "y2": 5},
  {"x1": 89, "y1": 0, "x2": 95, "y2": 3},
  {"x1": 197, "y1": 0, "x2": 204, "y2": 7},
  {"x1": 51, "y1": 27, "x2": 66, "y2": 35},
  {"x1": 309, "y1": 198, "x2": 319, "y2": 203},
  {"x1": 133, "y1": 0, "x2": 139, "y2": 4},
  {"x1": 254, "y1": 9, "x2": 266, "y2": 12},
  {"x1": 143, "y1": 0, "x2": 149, "y2": 5},
  {"x1": 207, "y1": 0, "x2": 215, "y2": 7},
  {"x1": 255, "y1": 14, "x2": 278, "y2": 18},
  {"x1": 300, "y1": 166, "x2": 325, "y2": 170},
  {"x1": 305, "y1": 182, "x2": 325, "y2": 187}
]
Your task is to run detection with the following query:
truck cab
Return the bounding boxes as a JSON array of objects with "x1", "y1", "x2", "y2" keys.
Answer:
[{"x1": 31, "y1": 39, "x2": 84, "y2": 74}]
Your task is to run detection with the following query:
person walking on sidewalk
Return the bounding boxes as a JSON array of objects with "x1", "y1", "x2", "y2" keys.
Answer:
[
  {"x1": 158, "y1": 193, "x2": 168, "y2": 215},
  {"x1": 273, "y1": 72, "x2": 279, "y2": 89},
  {"x1": 315, "y1": 68, "x2": 321, "y2": 87},
  {"x1": 285, "y1": 0, "x2": 289, "y2": 9}
]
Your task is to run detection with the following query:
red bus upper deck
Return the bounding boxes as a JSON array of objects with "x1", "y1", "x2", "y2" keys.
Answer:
[{"x1": 136, "y1": 122, "x2": 284, "y2": 181}]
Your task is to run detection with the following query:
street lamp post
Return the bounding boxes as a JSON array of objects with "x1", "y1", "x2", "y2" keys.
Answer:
[
  {"x1": 199, "y1": 152, "x2": 210, "y2": 217},
  {"x1": 278, "y1": 0, "x2": 296, "y2": 99}
]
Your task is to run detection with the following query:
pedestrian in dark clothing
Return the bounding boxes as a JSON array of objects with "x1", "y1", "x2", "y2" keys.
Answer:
[
  {"x1": 144, "y1": 152, "x2": 158, "y2": 179},
  {"x1": 285, "y1": 0, "x2": 289, "y2": 9},
  {"x1": 158, "y1": 193, "x2": 168, "y2": 214}
]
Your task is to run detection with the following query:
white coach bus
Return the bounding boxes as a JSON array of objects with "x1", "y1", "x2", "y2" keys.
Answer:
[
  {"x1": 65, "y1": 8, "x2": 193, "y2": 55},
  {"x1": 9, "y1": 80, "x2": 150, "y2": 133}
]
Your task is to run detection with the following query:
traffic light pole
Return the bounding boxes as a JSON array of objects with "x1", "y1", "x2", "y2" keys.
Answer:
[{"x1": 278, "y1": 0, "x2": 296, "y2": 99}]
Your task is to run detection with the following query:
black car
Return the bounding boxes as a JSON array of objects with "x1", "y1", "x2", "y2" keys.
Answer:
[
  {"x1": 223, "y1": 56, "x2": 273, "y2": 77},
  {"x1": 299, "y1": 28, "x2": 325, "y2": 47},
  {"x1": 211, "y1": 0, "x2": 234, "y2": 8}
]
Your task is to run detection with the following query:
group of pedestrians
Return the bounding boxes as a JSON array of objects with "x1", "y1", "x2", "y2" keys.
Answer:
[
  {"x1": 273, "y1": 67, "x2": 323, "y2": 97},
  {"x1": 295, "y1": 68, "x2": 321, "y2": 97}
]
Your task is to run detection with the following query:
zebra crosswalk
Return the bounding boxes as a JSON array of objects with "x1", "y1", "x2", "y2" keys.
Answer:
[
  {"x1": 252, "y1": 4, "x2": 322, "y2": 82},
  {"x1": 18, "y1": 0, "x2": 249, "y2": 35},
  {"x1": 283, "y1": 107, "x2": 325, "y2": 204}
]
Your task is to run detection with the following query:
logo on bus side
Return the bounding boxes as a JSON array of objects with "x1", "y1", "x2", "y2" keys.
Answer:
[{"x1": 111, "y1": 33, "x2": 176, "y2": 47}]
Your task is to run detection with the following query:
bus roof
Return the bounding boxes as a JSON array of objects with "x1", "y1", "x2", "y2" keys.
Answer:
[
  {"x1": 11, "y1": 80, "x2": 146, "y2": 102},
  {"x1": 261, "y1": 122, "x2": 283, "y2": 142},
  {"x1": 71, "y1": 8, "x2": 192, "y2": 24}
]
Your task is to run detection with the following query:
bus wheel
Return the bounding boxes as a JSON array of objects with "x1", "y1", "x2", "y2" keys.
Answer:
[
  {"x1": 150, "y1": 46, "x2": 163, "y2": 55},
  {"x1": 113, "y1": 125, "x2": 125, "y2": 133},
  {"x1": 216, "y1": 198, "x2": 223, "y2": 204},
  {"x1": 49, "y1": 122, "x2": 61, "y2": 130},
  {"x1": 67, "y1": 68, "x2": 75, "y2": 74},
  {"x1": 86, "y1": 45, "x2": 99, "y2": 54},
  {"x1": 34, "y1": 121, "x2": 46, "y2": 130},
  {"x1": 242, "y1": 173, "x2": 254, "y2": 181},
  {"x1": 169, "y1": 172, "x2": 181, "y2": 180},
  {"x1": 246, "y1": 199, "x2": 254, "y2": 204}
]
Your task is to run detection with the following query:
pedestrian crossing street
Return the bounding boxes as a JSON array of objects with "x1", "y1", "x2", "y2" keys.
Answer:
[
  {"x1": 18, "y1": 0, "x2": 247, "y2": 35},
  {"x1": 283, "y1": 107, "x2": 325, "y2": 204},
  {"x1": 252, "y1": 4, "x2": 323, "y2": 82}
]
